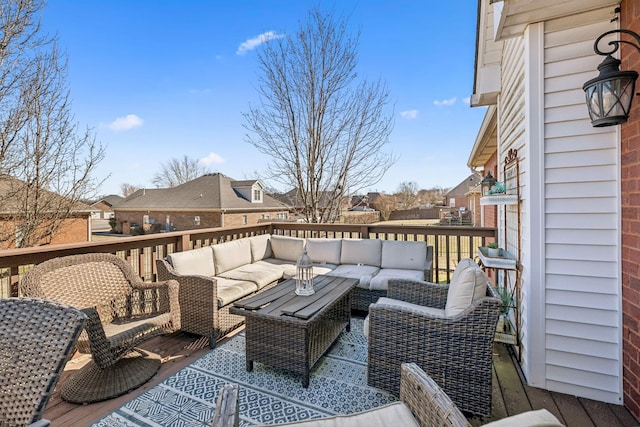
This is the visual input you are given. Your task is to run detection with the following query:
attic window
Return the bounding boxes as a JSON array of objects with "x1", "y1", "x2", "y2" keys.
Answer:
[{"x1": 253, "y1": 189, "x2": 262, "y2": 202}]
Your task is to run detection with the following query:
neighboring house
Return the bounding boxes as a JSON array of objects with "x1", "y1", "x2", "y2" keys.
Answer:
[
  {"x1": 440, "y1": 173, "x2": 481, "y2": 225},
  {"x1": 470, "y1": 0, "x2": 640, "y2": 416},
  {"x1": 271, "y1": 188, "x2": 347, "y2": 222},
  {"x1": 113, "y1": 173, "x2": 289, "y2": 233},
  {"x1": 350, "y1": 192, "x2": 384, "y2": 211},
  {"x1": 0, "y1": 176, "x2": 93, "y2": 248},
  {"x1": 90, "y1": 194, "x2": 124, "y2": 220},
  {"x1": 442, "y1": 173, "x2": 482, "y2": 209}
]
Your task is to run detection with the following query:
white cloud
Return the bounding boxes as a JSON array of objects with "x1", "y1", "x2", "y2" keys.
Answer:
[
  {"x1": 188, "y1": 88, "x2": 211, "y2": 95},
  {"x1": 463, "y1": 96, "x2": 471, "y2": 105},
  {"x1": 109, "y1": 114, "x2": 143, "y2": 131},
  {"x1": 199, "y1": 152, "x2": 225, "y2": 166},
  {"x1": 236, "y1": 31, "x2": 284, "y2": 55},
  {"x1": 400, "y1": 109, "x2": 419, "y2": 119},
  {"x1": 433, "y1": 97, "x2": 457, "y2": 107}
]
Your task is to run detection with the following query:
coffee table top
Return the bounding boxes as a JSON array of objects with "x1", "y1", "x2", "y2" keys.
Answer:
[{"x1": 232, "y1": 275, "x2": 358, "y2": 320}]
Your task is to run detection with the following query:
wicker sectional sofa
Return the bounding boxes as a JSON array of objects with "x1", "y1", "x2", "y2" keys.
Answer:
[{"x1": 156, "y1": 234, "x2": 433, "y2": 347}]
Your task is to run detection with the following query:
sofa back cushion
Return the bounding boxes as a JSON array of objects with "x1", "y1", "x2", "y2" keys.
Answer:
[
  {"x1": 167, "y1": 246, "x2": 215, "y2": 277},
  {"x1": 444, "y1": 258, "x2": 488, "y2": 317},
  {"x1": 381, "y1": 240, "x2": 428, "y2": 270},
  {"x1": 340, "y1": 239, "x2": 382, "y2": 267},
  {"x1": 249, "y1": 234, "x2": 272, "y2": 262},
  {"x1": 270, "y1": 235, "x2": 305, "y2": 262},
  {"x1": 212, "y1": 238, "x2": 252, "y2": 274},
  {"x1": 306, "y1": 238, "x2": 342, "y2": 265}
]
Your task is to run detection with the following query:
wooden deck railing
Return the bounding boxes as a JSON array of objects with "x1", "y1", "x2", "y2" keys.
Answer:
[{"x1": 0, "y1": 222, "x2": 497, "y2": 297}]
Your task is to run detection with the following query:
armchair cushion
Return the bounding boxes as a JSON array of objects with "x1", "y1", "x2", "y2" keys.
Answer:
[
  {"x1": 381, "y1": 240, "x2": 427, "y2": 270},
  {"x1": 445, "y1": 258, "x2": 488, "y2": 316},
  {"x1": 270, "y1": 235, "x2": 305, "y2": 262},
  {"x1": 261, "y1": 402, "x2": 419, "y2": 427},
  {"x1": 484, "y1": 409, "x2": 564, "y2": 426},
  {"x1": 167, "y1": 246, "x2": 215, "y2": 277},
  {"x1": 212, "y1": 239, "x2": 252, "y2": 274}
]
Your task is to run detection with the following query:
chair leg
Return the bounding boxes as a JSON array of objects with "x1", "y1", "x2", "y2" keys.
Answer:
[
  {"x1": 210, "y1": 332, "x2": 220, "y2": 349},
  {"x1": 60, "y1": 349, "x2": 161, "y2": 404}
]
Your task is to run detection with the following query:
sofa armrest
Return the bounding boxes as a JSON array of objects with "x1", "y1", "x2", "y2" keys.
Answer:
[
  {"x1": 156, "y1": 258, "x2": 219, "y2": 337},
  {"x1": 211, "y1": 384, "x2": 239, "y2": 427},
  {"x1": 400, "y1": 363, "x2": 471, "y2": 427},
  {"x1": 387, "y1": 279, "x2": 449, "y2": 309}
]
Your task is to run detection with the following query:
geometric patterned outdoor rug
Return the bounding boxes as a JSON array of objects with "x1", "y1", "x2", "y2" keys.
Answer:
[{"x1": 91, "y1": 318, "x2": 397, "y2": 426}]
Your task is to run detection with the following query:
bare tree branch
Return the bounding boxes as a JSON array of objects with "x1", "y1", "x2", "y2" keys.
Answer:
[
  {"x1": 0, "y1": 0, "x2": 105, "y2": 247},
  {"x1": 152, "y1": 155, "x2": 211, "y2": 188},
  {"x1": 244, "y1": 7, "x2": 396, "y2": 223}
]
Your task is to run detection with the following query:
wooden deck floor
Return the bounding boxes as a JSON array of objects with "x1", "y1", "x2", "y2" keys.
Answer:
[{"x1": 44, "y1": 330, "x2": 639, "y2": 427}]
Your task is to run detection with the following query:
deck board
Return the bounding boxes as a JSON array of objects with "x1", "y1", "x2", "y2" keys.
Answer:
[{"x1": 44, "y1": 331, "x2": 639, "y2": 427}]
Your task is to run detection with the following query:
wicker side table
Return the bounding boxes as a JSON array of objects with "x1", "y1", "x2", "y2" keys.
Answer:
[{"x1": 230, "y1": 275, "x2": 358, "y2": 387}]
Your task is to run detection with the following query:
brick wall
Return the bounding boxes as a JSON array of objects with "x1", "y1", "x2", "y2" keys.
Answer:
[
  {"x1": 621, "y1": 0, "x2": 640, "y2": 418},
  {"x1": 115, "y1": 210, "x2": 288, "y2": 233},
  {"x1": 0, "y1": 216, "x2": 89, "y2": 249}
]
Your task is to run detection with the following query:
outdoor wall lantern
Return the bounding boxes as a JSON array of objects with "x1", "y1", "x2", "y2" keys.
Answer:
[
  {"x1": 481, "y1": 171, "x2": 497, "y2": 197},
  {"x1": 583, "y1": 29, "x2": 640, "y2": 127},
  {"x1": 295, "y1": 247, "x2": 314, "y2": 296}
]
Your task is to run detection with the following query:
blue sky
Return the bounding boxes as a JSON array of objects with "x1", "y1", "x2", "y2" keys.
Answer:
[{"x1": 41, "y1": 1, "x2": 487, "y2": 197}]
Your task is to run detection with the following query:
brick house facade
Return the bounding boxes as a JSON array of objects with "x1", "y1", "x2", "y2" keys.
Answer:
[
  {"x1": 113, "y1": 174, "x2": 289, "y2": 234},
  {"x1": 620, "y1": 0, "x2": 640, "y2": 418},
  {"x1": 0, "y1": 176, "x2": 92, "y2": 248}
]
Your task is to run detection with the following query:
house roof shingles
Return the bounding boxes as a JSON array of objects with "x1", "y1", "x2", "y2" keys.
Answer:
[{"x1": 114, "y1": 173, "x2": 287, "y2": 211}]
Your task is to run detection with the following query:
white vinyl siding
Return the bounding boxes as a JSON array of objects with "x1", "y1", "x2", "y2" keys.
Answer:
[
  {"x1": 496, "y1": 34, "x2": 527, "y2": 370},
  {"x1": 493, "y1": 6, "x2": 622, "y2": 404},
  {"x1": 540, "y1": 10, "x2": 621, "y2": 403}
]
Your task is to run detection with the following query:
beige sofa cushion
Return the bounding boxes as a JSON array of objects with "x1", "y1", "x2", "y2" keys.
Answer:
[
  {"x1": 215, "y1": 277, "x2": 258, "y2": 308},
  {"x1": 249, "y1": 234, "x2": 272, "y2": 262},
  {"x1": 340, "y1": 239, "x2": 382, "y2": 267},
  {"x1": 327, "y1": 264, "x2": 379, "y2": 288},
  {"x1": 212, "y1": 239, "x2": 252, "y2": 274},
  {"x1": 444, "y1": 258, "x2": 488, "y2": 317},
  {"x1": 257, "y1": 259, "x2": 298, "y2": 279},
  {"x1": 368, "y1": 268, "x2": 424, "y2": 291},
  {"x1": 270, "y1": 235, "x2": 305, "y2": 262},
  {"x1": 381, "y1": 240, "x2": 428, "y2": 270},
  {"x1": 217, "y1": 263, "x2": 284, "y2": 289},
  {"x1": 306, "y1": 238, "x2": 342, "y2": 265},
  {"x1": 259, "y1": 401, "x2": 419, "y2": 427},
  {"x1": 484, "y1": 409, "x2": 564, "y2": 426},
  {"x1": 166, "y1": 246, "x2": 215, "y2": 277},
  {"x1": 311, "y1": 264, "x2": 337, "y2": 276}
]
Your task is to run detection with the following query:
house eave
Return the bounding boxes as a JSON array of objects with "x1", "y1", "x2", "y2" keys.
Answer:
[
  {"x1": 467, "y1": 105, "x2": 498, "y2": 169},
  {"x1": 493, "y1": 0, "x2": 620, "y2": 41}
]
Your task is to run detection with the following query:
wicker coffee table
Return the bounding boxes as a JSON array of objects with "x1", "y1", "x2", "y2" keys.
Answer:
[{"x1": 230, "y1": 275, "x2": 358, "y2": 387}]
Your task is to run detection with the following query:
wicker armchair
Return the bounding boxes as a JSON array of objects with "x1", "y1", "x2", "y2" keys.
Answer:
[
  {"x1": 19, "y1": 253, "x2": 181, "y2": 404},
  {"x1": 0, "y1": 298, "x2": 86, "y2": 427},
  {"x1": 210, "y1": 363, "x2": 472, "y2": 427},
  {"x1": 367, "y1": 278, "x2": 501, "y2": 417}
]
